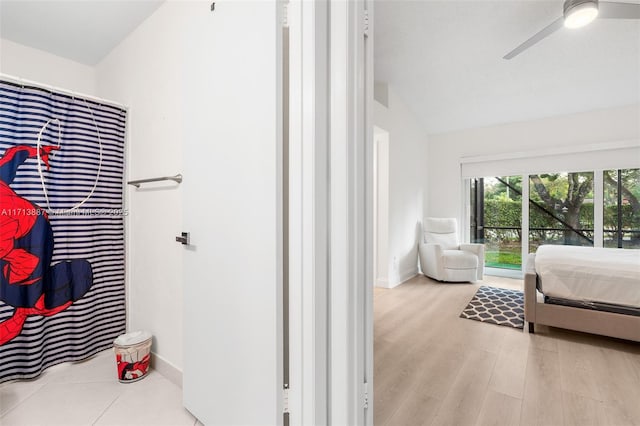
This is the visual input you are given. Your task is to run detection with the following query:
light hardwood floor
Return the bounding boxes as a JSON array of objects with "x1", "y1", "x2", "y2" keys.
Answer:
[{"x1": 374, "y1": 274, "x2": 640, "y2": 426}]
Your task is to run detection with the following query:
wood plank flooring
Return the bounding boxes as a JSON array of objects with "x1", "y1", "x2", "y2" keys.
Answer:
[{"x1": 374, "y1": 275, "x2": 640, "y2": 426}]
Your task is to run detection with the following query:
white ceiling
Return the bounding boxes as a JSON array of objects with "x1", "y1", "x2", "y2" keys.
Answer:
[
  {"x1": 374, "y1": 0, "x2": 640, "y2": 135},
  {"x1": 1, "y1": 0, "x2": 637, "y2": 133},
  {"x1": 0, "y1": 0, "x2": 164, "y2": 65}
]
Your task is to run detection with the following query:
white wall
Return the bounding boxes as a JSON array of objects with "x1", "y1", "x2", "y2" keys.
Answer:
[
  {"x1": 374, "y1": 87, "x2": 429, "y2": 287},
  {"x1": 0, "y1": 38, "x2": 96, "y2": 94},
  {"x1": 95, "y1": 2, "x2": 189, "y2": 373},
  {"x1": 427, "y1": 105, "x2": 640, "y2": 223}
]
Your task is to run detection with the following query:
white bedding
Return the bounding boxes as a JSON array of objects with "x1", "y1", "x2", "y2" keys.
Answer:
[{"x1": 535, "y1": 245, "x2": 640, "y2": 308}]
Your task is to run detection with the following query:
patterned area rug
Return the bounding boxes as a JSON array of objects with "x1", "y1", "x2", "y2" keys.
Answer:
[{"x1": 460, "y1": 286, "x2": 524, "y2": 329}]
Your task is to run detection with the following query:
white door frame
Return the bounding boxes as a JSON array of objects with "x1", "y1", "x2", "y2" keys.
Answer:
[
  {"x1": 287, "y1": 0, "x2": 373, "y2": 424},
  {"x1": 287, "y1": 0, "x2": 329, "y2": 424},
  {"x1": 328, "y1": 0, "x2": 371, "y2": 423},
  {"x1": 373, "y1": 127, "x2": 390, "y2": 288}
]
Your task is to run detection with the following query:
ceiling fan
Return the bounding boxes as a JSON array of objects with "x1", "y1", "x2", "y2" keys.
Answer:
[{"x1": 504, "y1": 0, "x2": 640, "y2": 59}]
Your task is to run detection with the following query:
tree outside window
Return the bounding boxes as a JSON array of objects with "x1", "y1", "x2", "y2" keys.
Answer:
[
  {"x1": 470, "y1": 169, "x2": 638, "y2": 272},
  {"x1": 604, "y1": 169, "x2": 640, "y2": 248},
  {"x1": 528, "y1": 172, "x2": 594, "y2": 252}
]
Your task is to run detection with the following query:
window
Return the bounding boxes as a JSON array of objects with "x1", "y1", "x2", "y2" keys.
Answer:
[
  {"x1": 470, "y1": 168, "x2": 637, "y2": 275},
  {"x1": 471, "y1": 176, "x2": 522, "y2": 270},
  {"x1": 604, "y1": 169, "x2": 640, "y2": 248},
  {"x1": 528, "y1": 172, "x2": 594, "y2": 252}
]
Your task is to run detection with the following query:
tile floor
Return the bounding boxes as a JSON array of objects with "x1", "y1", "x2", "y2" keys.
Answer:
[{"x1": 0, "y1": 350, "x2": 201, "y2": 426}]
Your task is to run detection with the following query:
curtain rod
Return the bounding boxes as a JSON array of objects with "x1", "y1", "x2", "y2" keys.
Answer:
[{"x1": 0, "y1": 73, "x2": 127, "y2": 110}]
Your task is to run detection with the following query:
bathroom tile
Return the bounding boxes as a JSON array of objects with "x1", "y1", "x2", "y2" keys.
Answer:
[
  {"x1": 0, "y1": 381, "x2": 121, "y2": 426},
  {"x1": 43, "y1": 350, "x2": 119, "y2": 385},
  {"x1": 1, "y1": 349, "x2": 190, "y2": 426},
  {"x1": 0, "y1": 380, "x2": 45, "y2": 417},
  {"x1": 94, "y1": 375, "x2": 195, "y2": 426}
]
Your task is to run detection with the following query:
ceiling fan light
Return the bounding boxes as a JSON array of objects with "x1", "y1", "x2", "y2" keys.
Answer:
[{"x1": 564, "y1": 1, "x2": 599, "y2": 29}]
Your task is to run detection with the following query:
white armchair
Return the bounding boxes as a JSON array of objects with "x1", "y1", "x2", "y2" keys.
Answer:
[{"x1": 418, "y1": 217, "x2": 484, "y2": 282}]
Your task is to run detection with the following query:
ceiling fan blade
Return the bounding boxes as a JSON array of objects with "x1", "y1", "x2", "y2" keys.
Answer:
[
  {"x1": 504, "y1": 17, "x2": 564, "y2": 60},
  {"x1": 599, "y1": 1, "x2": 640, "y2": 19}
]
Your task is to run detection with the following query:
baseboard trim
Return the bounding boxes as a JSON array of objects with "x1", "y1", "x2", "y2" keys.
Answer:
[
  {"x1": 398, "y1": 268, "x2": 418, "y2": 285},
  {"x1": 375, "y1": 277, "x2": 389, "y2": 288},
  {"x1": 150, "y1": 352, "x2": 183, "y2": 389},
  {"x1": 385, "y1": 268, "x2": 418, "y2": 288}
]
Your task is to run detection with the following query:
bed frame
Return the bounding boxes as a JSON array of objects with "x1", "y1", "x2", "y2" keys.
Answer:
[{"x1": 524, "y1": 254, "x2": 640, "y2": 342}]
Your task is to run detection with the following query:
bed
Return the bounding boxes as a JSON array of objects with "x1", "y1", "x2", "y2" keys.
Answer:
[{"x1": 524, "y1": 245, "x2": 640, "y2": 342}]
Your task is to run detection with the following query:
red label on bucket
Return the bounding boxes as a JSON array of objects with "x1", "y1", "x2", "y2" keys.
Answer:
[{"x1": 116, "y1": 352, "x2": 150, "y2": 381}]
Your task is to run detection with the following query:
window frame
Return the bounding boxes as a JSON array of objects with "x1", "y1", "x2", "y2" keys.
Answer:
[{"x1": 463, "y1": 168, "x2": 638, "y2": 278}]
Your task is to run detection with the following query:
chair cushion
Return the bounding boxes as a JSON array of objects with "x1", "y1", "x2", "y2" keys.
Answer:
[
  {"x1": 424, "y1": 232, "x2": 459, "y2": 250},
  {"x1": 423, "y1": 217, "x2": 457, "y2": 233},
  {"x1": 423, "y1": 218, "x2": 459, "y2": 249},
  {"x1": 442, "y1": 250, "x2": 478, "y2": 269}
]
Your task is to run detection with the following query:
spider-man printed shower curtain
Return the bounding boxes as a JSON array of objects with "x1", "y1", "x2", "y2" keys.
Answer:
[{"x1": 0, "y1": 80, "x2": 126, "y2": 382}]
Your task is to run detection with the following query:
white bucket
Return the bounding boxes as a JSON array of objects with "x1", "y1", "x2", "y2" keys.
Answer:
[{"x1": 113, "y1": 331, "x2": 152, "y2": 383}]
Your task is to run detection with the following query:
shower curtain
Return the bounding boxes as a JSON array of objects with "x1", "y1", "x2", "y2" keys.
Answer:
[{"x1": 0, "y1": 80, "x2": 126, "y2": 382}]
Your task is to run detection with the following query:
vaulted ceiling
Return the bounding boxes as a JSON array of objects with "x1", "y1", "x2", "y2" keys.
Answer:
[
  {"x1": 375, "y1": 0, "x2": 640, "y2": 134},
  {"x1": 0, "y1": 0, "x2": 163, "y2": 65},
  {"x1": 1, "y1": 0, "x2": 638, "y2": 134}
]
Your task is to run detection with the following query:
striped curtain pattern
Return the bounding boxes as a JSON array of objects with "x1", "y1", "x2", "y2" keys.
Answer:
[{"x1": 0, "y1": 80, "x2": 126, "y2": 382}]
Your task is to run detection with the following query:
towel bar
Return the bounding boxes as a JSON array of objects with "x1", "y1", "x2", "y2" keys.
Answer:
[{"x1": 127, "y1": 174, "x2": 182, "y2": 188}]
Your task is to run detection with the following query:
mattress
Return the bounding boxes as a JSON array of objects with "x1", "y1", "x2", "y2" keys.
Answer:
[{"x1": 535, "y1": 245, "x2": 640, "y2": 309}]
